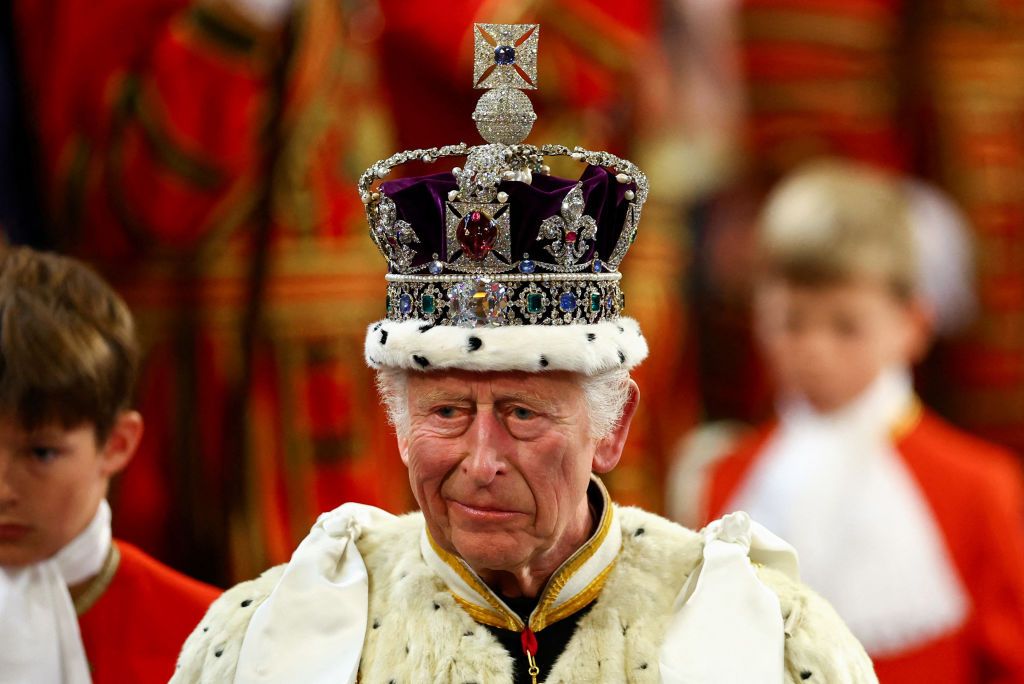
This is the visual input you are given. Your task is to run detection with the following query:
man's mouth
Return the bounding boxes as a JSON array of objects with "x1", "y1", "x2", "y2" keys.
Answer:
[{"x1": 448, "y1": 501, "x2": 524, "y2": 521}]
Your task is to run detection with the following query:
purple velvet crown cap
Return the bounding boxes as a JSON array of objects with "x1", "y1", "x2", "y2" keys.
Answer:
[{"x1": 378, "y1": 165, "x2": 634, "y2": 273}]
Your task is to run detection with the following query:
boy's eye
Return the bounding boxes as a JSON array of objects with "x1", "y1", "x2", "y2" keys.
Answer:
[
  {"x1": 779, "y1": 310, "x2": 802, "y2": 333},
  {"x1": 833, "y1": 316, "x2": 860, "y2": 338},
  {"x1": 29, "y1": 447, "x2": 60, "y2": 463}
]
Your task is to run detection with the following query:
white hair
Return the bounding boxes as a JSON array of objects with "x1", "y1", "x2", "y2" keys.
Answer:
[{"x1": 375, "y1": 368, "x2": 633, "y2": 441}]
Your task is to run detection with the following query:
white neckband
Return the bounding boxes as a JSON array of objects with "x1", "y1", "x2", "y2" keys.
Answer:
[{"x1": 0, "y1": 500, "x2": 112, "y2": 684}]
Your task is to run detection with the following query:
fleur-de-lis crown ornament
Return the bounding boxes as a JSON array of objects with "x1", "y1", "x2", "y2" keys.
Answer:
[{"x1": 361, "y1": 23, "x2": 650, "y2": 376}]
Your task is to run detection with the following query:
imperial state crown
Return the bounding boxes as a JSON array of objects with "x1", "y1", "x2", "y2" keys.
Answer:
[{"x1": 361, "y1": 23, "x2": 649, "y2": 375}]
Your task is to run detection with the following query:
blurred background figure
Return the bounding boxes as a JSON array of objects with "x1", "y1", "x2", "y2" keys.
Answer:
[
  {"x1": 671, "y1": 160, "x2": 1024, "y2": 681},
  {"x1": 664, "y1": 0, "x2": 1024, "y2": 679},
  {"x1": 684, "y1": 0, "x2": 1024, "y2": 458}
]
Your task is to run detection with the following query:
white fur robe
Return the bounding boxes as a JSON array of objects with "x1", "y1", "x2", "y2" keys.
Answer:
[{"x1": 172, "y1": 507, "x2": 875, "y2": 683}]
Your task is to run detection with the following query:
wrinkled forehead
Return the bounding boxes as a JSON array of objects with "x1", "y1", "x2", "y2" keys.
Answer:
[{"x1": 406, "y1": 369, "x2": 584, "y2": 402}]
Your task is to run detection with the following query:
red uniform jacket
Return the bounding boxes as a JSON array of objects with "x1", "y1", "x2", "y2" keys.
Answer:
[
  {"x1": 78, "y1": 540, "x2": 220, "y2": 683},
  {"x1": 702, "y1": 410, "x2": 1024, "y2": 683}
]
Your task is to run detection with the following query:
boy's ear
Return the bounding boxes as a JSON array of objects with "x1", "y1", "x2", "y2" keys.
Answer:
[
  {"x1": 99, "y1": 411, "x2": 143, "y2": 477},
  {"x1": 904, "y1": 296, "x2": 935, "y2": 363}
]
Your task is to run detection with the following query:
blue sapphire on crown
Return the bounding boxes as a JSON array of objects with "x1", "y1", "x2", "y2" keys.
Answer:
[{"x1": 494, "y1": 45, "x2": 516, "y2": 65}]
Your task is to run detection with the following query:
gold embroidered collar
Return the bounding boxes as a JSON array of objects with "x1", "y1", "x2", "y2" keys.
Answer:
[
  {"x1": 73, "y1": 542, "x2": 120, "y2": 616},
  {"x1": 420, "y1": 475, "x2": 620, "y2": 633}
]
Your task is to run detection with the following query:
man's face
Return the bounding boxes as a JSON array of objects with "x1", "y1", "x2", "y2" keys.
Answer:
[
  {"x1": 0, "y1": 416, "x2": 110, "y2": 566},
  {"x1": 755, "y1": 278, "x2": 922, "y2": 413},
  {"x1": 401, "y1": 371, "x2": 601, "y2": 578}
]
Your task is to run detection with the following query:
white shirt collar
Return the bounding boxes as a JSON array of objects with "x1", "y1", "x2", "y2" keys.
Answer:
[
  {"x1": 0, "y1": 499, "x2": 112, "y2": 684},
  {"x1": 730, "y1": 368, "x2": 969, "y2": 655}
]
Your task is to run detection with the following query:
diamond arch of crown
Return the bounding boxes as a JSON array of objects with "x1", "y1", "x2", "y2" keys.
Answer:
[
  {"x1": 357, "y1": 143, "x2": 648, "y2": 275},
  {"x1": 358, "y1": 143, "x2": 648, "y2": 218}
]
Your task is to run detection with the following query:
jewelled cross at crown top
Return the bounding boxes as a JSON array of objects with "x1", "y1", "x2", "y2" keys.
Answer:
[
  {"x1": 471, "y1": 24, "x2": 540, "y2": 145},
  {"x1": 473, "y1": 24, "x2": 539, "y2": 90}
]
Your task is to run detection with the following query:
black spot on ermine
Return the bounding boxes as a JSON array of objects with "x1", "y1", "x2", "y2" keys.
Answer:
[
  {"x1": 413, "y1": 355, "x2": 430, "y2": 367},
  {"x1": 467, "y1": 336, "x2": 482, "y2": 351},
  {"x1": 379, "y1": 329, "x2": 388, "y2": 345}
]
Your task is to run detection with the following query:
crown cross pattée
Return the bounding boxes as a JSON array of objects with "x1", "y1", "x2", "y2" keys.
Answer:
[{"x1": 471, "y1": 23, "x2": 540, "y2": 145}]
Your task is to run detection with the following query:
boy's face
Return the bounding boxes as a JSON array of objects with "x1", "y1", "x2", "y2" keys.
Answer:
[
  {"x1": 0, "y1": 412, "x2": 141, "y2": 566},
  {"x1": 755, "y1": 278, "x2": 927, "y2": 413}
]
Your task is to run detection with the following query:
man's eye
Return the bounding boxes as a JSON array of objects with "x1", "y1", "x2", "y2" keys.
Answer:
[
  {"x1": 511, "y1": 407, "x2": 536, "y2": 420},
  {"x1": 435, "y1": 406, "x2": 459, "y2": 419},
  {"x1": 29, "y1": 447, "x2": 60, "y2": 463}
]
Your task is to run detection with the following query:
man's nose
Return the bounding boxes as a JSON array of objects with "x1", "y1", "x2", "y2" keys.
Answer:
[{"x1": 461, "y1": 409, "x2": 509, "y2": 486}]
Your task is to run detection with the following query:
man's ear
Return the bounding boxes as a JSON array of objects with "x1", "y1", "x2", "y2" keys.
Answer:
[
  {"x1": 592, "y1": 380, "x2": 640, "y2": 474},
  {"x1": 99, "y1": 411, "x2": 143, "y2": 477},
  {"x1": 397, "y1": 432, "x2": 410, "y2": 466}
]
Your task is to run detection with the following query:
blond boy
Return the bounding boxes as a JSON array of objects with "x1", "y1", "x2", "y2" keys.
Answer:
[{"x1": 687, "y1": 161, "x2": 1024, "y2": 682}]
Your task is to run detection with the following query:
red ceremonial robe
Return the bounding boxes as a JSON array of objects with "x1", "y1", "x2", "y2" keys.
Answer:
[
  {"x1": 77, "y1": 540, "x2": 220, "y2": 683},
  {"x1": 701, "y1": 409, "x2": 1024, "y2": 683}
]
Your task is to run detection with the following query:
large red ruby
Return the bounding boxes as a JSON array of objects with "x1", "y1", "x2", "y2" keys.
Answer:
[{"x1": 457, "y1": 211, "x2": 497, "y2": 260}]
